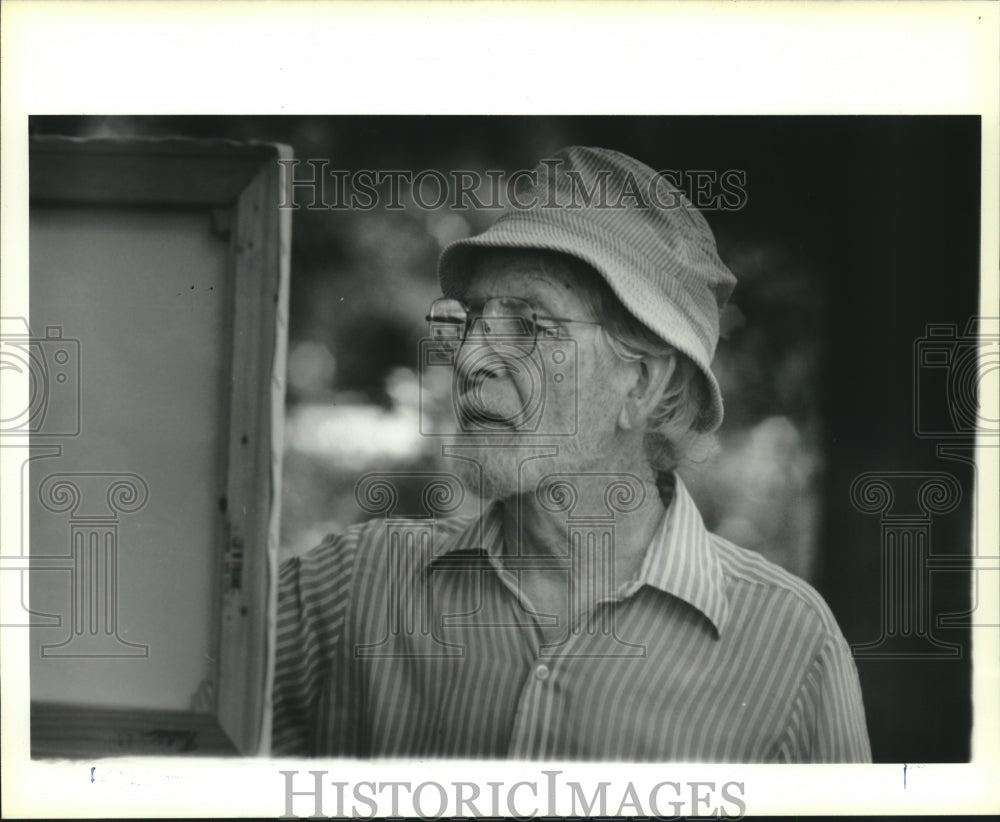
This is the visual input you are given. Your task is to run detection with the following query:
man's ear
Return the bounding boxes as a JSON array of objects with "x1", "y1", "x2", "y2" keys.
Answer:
[{"x1": 617, "y1": 355, "x2": 676, "y2": 431}]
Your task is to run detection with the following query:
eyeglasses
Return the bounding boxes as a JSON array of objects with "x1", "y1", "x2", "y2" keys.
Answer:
[{"x1": 426, "y1": 297, "x2": 602, "y2": 355}]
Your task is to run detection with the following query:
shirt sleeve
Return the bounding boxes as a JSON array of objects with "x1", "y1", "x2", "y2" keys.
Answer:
[
  {"x1": 271, "y1": 533, "x2": 356, "y2": 756},
  {"x1": 777, "y1": 633, "x2": 873, "y2": 763}
]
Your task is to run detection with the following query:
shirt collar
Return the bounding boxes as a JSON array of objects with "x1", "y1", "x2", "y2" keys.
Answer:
[
  {"x1": 635, "y1": 473, "x2": 729, "y2": 637},
  {"x1": 429, "y1": 473, "x2": 729, "y2": 637},
  {"x1": 428, "y1": 497, "x2": 505, "y2": 561}
]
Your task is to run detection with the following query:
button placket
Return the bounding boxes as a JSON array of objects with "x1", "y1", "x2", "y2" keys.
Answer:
[{"x1": 506, "y1": 650, "x2": 563, "y2": 758}]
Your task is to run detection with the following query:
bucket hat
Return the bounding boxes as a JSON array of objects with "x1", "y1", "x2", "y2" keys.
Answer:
[{"x1": 438, "y1": 145, "x2": 737, "y2": 432}]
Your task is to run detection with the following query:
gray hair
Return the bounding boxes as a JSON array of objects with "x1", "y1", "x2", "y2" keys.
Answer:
[{"x1": 536, "y1": 250, "x2": 719, "y2": 471}]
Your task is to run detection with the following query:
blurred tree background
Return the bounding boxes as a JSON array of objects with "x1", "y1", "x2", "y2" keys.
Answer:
[{"x1": 32, "y1": 115, "x2": 979, "y2": 763}]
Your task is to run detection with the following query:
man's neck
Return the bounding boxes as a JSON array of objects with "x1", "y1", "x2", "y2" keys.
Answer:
[{"x1": 497, "y1": 468, "x2": 672, "y2": 580}]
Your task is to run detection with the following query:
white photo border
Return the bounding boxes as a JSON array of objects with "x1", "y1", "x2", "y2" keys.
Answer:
[{"x1": 2, "y1": 1, "x2": 998, "y2": 817}]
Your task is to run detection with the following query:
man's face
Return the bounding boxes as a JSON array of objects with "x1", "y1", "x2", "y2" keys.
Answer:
[{"x1": 447, "y1": 251, "x2": 632, "y2": 499}]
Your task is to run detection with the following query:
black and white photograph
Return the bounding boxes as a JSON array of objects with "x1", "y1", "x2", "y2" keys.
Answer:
[{"x1": 2, "y1": 3, "x2": 998, "y2": 819}]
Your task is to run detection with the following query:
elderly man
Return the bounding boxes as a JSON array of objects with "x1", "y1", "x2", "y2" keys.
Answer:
[{"x1": 272, "y1": 146, "x2": 871, "y2": 761}]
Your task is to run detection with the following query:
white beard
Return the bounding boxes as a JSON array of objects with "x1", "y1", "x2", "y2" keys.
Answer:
[{"x1": 445, "y1": 436, "x2": 606, "y2": 501}]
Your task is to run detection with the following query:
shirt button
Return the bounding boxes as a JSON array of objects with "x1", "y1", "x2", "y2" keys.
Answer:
[{"x1": 535, "y1": 663, "x2": 550, "y2": 681}]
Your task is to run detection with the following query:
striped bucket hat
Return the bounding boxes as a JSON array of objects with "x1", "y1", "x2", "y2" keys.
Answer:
[{"x1": 438, "y1": 145, "x2": 738, "y2": 432}]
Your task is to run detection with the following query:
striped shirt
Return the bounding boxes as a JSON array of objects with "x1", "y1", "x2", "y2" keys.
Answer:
[{"x1": 272, "y1": 474, "x2": 871, "y2": 761}]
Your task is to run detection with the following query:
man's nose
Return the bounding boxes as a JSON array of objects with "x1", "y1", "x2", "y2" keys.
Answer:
[
  {"x1": 455, "y1": 317, "x2": 494, "y2": 365},
  {"x1": 463, "y1": 316, "x2": 491, "y2": 344},
  {"x1": 456, "y1": 319, "x2": 518, "y2": 385},
  {"x1": 455, "y1": 329, "x2": 493, "y2": 384}
]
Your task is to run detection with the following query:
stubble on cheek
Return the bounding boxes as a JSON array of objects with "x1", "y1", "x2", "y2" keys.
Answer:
[{"x1": 447, "y1": 344, "x2": 629, "y2": 500}]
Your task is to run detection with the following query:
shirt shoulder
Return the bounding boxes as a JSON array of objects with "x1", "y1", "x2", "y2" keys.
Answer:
[
  {"x1": 284, "y1": 509, "x2": 483, "y2": 584},
  {"x1": 709, "y1": 532, "x2": 848, "y2": 643}
]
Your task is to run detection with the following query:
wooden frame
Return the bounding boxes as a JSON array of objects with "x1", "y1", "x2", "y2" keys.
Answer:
[{"x1": 29, "y1": 136, "x2": 291, "y2": 757}]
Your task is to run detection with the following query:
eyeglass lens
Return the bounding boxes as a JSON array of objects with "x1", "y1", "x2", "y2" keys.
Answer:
[{"x1": 429, "y1": 298, "x2": 538, "y2": 354}]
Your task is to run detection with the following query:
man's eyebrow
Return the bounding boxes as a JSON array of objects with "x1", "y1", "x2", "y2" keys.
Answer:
[
  {"x1": 464, "y1": 291, "x2": 559, "y2": 315},
  {"x1": 529, "y1": 291, "x2": 595, "y2": 321},
  {"x1": 463, "y1": 273, "x2": 584, "y2": 318},
  {"x1": 517, "y1": 283, "x2": 573, "y2": 316}
]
